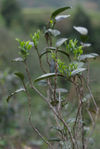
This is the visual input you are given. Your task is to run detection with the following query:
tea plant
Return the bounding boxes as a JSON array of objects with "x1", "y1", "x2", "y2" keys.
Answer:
[{"x1": 7, "y1": 6, "x2": 99, "y2": 149}]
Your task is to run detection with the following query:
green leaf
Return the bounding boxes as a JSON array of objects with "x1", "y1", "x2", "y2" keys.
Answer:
[
  {"x1": 79, "y1": 53, "x2": 99, "y2": 61},
  {"x1": 56, "y1": 88, "x2": 68, "y2": 93},
  {"x1": 14, "y1": 72, "x2": 24, "y2": 81},
  {"x1": 34, "y1": 73, "x2": 63, "y2": 82},
  {"x1": 81, "y1": 42, "x2": 91, "y2": 48},
  {"x1": 47, "y1": 29, "x2": 61, "y2": 37},
  {"x1": 16, "y1": 38, "x2": 21, "y2": 43},
  {"x1": 40, "y1": 47, "x2": 56, "y2": 57},
  {"x1": 7, "y1": 88, "x2": 25, "y2": 102},
  {"x1": 55, "y1": 15, "x2": 70, "y2": 22},
  {"x1": 73, "y1": 26, "x2": 88, "y2": 35},
  {"x1": 40, "y1": 48, "x2": 70, "y2": 60},
  {"x1": 71, "y1": 68, "x2": 86, "y2": 76},
  {"x1": 56, "y1": 38, "x2": 68, "y2": 47},
  {"x1": 40, "y1": 50, "x2": 51, "y2": 57},
  {"x1": 48, "y1": 138, "x2": 61, "y2": 142},
  {"x1": 51, "y1": 6, "x2": 71, "y2": 19},
  {"x1": 12, "y1": 57, "x2": 24, "y2": 62},
  {"x1": 73, "y1": 61, "x2": 84, "y2": 68}
]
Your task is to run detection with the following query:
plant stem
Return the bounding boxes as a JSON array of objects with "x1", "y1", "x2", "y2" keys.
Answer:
[{"x1": 24, "y1": 60, "x2": 76, "y2": 149}]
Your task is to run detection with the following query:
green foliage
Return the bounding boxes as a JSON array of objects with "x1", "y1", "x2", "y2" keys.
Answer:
[
  {"x1": 12, "y1": 57, "x2": 24, "y2": 62},
  {"x1": 55, "y1": 15, "x2": 70, "y2": 22},
  {"x1": 56, "y1": 38, "x2": 68, "y2": 47},
  {"x1": 16, "y1": 38, "x2": 32, "y2": 60},
  {"x1": 46, "y1": 29, "x2": 61, "y2": 37},
  {"x1": 6, "y1": 6, "x2": 99, "y2": 149},
  {"x1": 79, "y1": 53, "x2": 99, "y2": 61},
  {"x1": 14, "y1": 72, "x2": 25, "y2": 81},
  {"x1": 66, "y1": 39, "x2": 83, "y2": 58},
  {"x1": 73, "y1": 26, "x2": 88, "y2": 35},
  {"x1": 51, "y1": 6, "x2": 71, "y2": 19},
  {"x1": 57, "y1": 59, "x2": 78, "y2": 76},
  {"x1": 49, "y1": 6, "x2": 71, "y2": 28},
  {"x1": 31, "y1": 30, "x2": 40, "y2": 48},
  {"x1": 34, "y1": 73, "x2": 63, "y2": 82},
  {"x1": 7, "y1": 88, "x2": 25, "y2": 102}
]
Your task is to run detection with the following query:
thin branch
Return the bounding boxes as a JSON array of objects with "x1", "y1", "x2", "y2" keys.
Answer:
[
  {"x1": 54, "y1": 48, "x2": 58, "y2": 101},
  {"x1": 25, "y1": 61, "x2": 76, "y2": 148},
  {"x1": 22, "y1": 80, "x2": 52, "y2": 148},
  {"x1": 24, "y1": 61, "x2": 54, "y2": 148},
  {"x1": 35, "y1": 47, "x2": 46, "y2": 73}
]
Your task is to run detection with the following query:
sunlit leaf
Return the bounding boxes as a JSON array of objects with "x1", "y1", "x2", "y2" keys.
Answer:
[
  {"x1": 12, "y1": 57, "x2": 24, "y2": 62},
  {"x1": 56, "y1": 38, "x2": 68, "y2": 47},
  {"x1": 7, "y1": 88, "x2": 25, "y2": 102},
  {"x1": 47, "y1": 29, "x2": 61, "y2": 37},
  {"x1": 14, "y1": 72, "x2": 24, "y2": 81},
  {"x1": 73, "y1": 26, "x2": 88, "y2": 35},
  {"x1": 79, "y1": 53, "x2": 99, "y2": 61},
  {"x1": 55, "y1": 15, "x2": 70, "y2": 22},
  {"x1": 51, "y1": 6, "x2": 71, "y2": 19},
  {"x1": 56, "y1": 88, "x2": 68, "y2": 93},
  {"x1": 73, "y1": 61, "x2": 84, "y2": 68},
  {"x1": 81, "y1": 42, "x2": 92, "y2": 48},
  {"x1": 34, "y1": 73, "x2": 63, "y2": 82},
  {"x1": 71, "y1": 68, "x2": 86, "y2": 76}
]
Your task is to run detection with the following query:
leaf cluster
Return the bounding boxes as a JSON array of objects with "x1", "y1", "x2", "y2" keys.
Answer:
[
  {"x1": 31, "y1": 30, "x2": 40, "y2": 48},
  {"x1": 16, "y1": 38, "x2": 32, "y2": 60}
]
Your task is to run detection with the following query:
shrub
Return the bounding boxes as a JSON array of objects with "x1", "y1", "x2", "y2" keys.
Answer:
[{"x1": 7, "y1": 6, "x2": 99, "y2": 149}]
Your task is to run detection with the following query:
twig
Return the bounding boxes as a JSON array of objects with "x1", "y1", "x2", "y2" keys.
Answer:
[
  {"x1": 22, "y1": 80, "x2": 52, "y2": 148},
  {"x1": 24, "y1": 61, "x2": 53, "y2": 148},
  {"x1": 82, "y1": 75, "x2": 99, "y2": 149},
  {"x1": 35, "y1": 47, "x2": 46, "y2": 73},
  {"x1": 54, "y1": 48, "x2": 58, "y2": 101}
]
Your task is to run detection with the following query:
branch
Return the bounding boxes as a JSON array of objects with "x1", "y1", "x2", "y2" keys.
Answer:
[{"x1": 22, "y1": 81, "x2": 52, "y2": 148}]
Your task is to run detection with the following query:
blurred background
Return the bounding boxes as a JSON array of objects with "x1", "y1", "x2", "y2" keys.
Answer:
[{"x1": 0, "y1": 0, "x2": 100, "y2": 149}]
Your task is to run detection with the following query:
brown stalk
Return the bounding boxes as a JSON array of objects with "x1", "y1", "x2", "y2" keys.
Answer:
[
  {"x1": 24, "y1": 61, "x2": 54, "y2": 149},
  {"x1": 24, "y1": 60, "x2": 76, "y2": 149}
]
